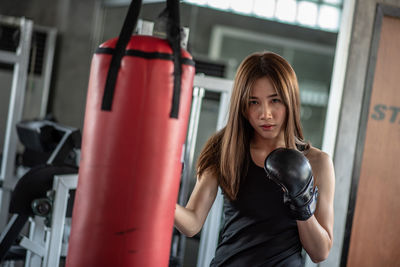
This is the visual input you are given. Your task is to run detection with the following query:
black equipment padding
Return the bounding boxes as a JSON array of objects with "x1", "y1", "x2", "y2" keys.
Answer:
[{"x1": 9, "y1": 165, "x2": 78, "y2": 216}]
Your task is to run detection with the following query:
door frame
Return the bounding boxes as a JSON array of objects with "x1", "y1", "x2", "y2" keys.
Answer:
[{"x1": 340, "y1": 3, "x2": 400, "y2": 265}]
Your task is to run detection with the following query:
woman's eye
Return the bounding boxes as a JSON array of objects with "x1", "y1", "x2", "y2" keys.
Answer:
[
  {"x1": 249, "y1": 100, "x2": 258, "y2": 105},
  {"x1": 271, "y1": 98, "x2": 281, "y2": 103}
]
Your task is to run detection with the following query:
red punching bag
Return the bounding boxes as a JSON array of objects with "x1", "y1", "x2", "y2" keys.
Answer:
[{"x1": 66, "y1": 0, "x2": 195, "y2": 266}]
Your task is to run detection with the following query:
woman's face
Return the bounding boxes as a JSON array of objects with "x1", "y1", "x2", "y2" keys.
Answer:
[{"x1": 246, "y1": 76, "x2": 286, "y2": 143}]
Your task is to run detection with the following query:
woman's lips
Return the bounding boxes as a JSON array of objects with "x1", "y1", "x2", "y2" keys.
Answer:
[{"x1": 260, "y1": 124, "x2": 275, "y2": 130}]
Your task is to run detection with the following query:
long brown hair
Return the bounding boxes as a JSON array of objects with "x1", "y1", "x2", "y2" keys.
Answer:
[{"x1": 197, "y1": 52, "x2": 309, "y2": 200}]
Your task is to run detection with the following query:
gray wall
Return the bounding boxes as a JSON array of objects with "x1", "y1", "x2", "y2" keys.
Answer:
[{"x1": 323, "y1": 0, "x2": 400, "y2": 266}]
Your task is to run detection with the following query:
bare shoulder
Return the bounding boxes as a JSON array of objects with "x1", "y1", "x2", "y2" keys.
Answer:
[
  {"x1": 305, "y1": 146, "x2": 335, "y2": 186},
  {"x1": 305, "y1": 147, "x2": 331, "y2": 166}
]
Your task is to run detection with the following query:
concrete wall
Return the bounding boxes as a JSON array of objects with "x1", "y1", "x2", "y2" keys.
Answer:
[{"x1": 322, "y1": 0, "x2": 400, "y2": 266}]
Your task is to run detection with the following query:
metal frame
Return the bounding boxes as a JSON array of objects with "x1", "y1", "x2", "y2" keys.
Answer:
[
  {"x1": 178, "y1": 75, "x2": 233, "y2": 206},
  {"x1": 174, "y1": 74, "x2": 233, "y2": 266},
  {"x1": 340, "y1": 4, "x2": 400, "y2": 266},
  {"x1": 44, "y1": 174, "x2": 78, "y2": 267},
  {"x1": 22, "y1": 173, "x2": 78, "y2": 267},
  {"x1": 209, "y1": 25, "x2": 335, "y2": 61},
  {"x1": 174, "y1": 85, "x2": 205, "y2": 262},
  {"x1": 34, "y1": 25, "x2": 58, "y2": 118},
  {"x1": 189, "y1": 75, "x2": 233, "y2": 267},
  {"x1": 23, "y1": 217, "x2": 48, "y2": 267},
  {"x1": 178, "y1": 86, "x2": 205, "y2": 208},
  {"x1": 0, "y1": 16, "x2": 33, "y2": 231}
]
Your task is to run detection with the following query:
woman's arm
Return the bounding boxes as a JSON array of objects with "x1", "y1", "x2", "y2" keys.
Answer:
[
  {"x1": 174, "y1": 169, "x2": 219, "y2": 237},
  {"x1": 298, "y1": 150, "x2": 335, "y2": 263}
]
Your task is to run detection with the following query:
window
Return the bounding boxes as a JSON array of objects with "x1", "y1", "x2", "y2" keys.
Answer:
[{"x1": 183, "y1": 0, "x2": 343, "y2": 32}]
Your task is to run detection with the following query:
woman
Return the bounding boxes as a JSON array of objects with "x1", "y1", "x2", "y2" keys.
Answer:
[{"x1": 174, "y1": 52, "x2": 335, "y2": 266}]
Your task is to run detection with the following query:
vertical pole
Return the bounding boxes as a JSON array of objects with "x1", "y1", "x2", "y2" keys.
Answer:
[{"x1": 0, "y1": 17, "x2": 33, "y2": 231}]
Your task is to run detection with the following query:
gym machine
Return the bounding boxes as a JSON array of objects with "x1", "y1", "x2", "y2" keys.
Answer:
[
  {"x1": 0, "y1": 120, "x2": 81, "y2": 267},
  {"x1": 0, "y1": 15, "x2": 57, "y2": 231}
]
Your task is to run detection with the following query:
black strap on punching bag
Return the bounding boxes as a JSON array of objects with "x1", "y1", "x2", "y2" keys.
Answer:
[
  {"x1": 101, "y1": 0, "x2": 142, "y2": 111},
  {"x1": 101, "y1": 0, "x2": 183, "y2": 119},
  {"x1": 166, "y1": 0, "x2": 182, "y2": 118}
]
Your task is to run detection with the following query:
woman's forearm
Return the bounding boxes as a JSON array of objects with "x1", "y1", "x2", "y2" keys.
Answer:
[
  {"x1": 174, "y1": 204, "x2": 203, "y2": 237},
  {"x1": 174, "y1": 171, "x2": 218, "y2": 238},
  {"x1": 297, "y1": 216, "x2": 333, "y2": 263}
]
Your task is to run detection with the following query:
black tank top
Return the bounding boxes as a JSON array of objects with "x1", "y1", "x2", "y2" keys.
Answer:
[{"x1": 210, "y1": 158, "x2": 303, "y2": 267}]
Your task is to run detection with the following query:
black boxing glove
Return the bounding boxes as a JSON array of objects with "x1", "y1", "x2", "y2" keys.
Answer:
[{"x1": 264, "y1": 148, "x2": 318, "y2": 221}]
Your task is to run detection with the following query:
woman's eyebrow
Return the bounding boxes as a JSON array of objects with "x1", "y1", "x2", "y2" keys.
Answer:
[
  {"x1": 249, "y1": 93, "x2": 279, "y2": 99},
  {"x1": 267, "y1": 93, "x2": 279, "y2": 98}
]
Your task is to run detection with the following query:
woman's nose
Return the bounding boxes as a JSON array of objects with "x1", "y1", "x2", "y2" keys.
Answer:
[{"x1": 260, "y1": 103, "x2": 272, "y2": 119}]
